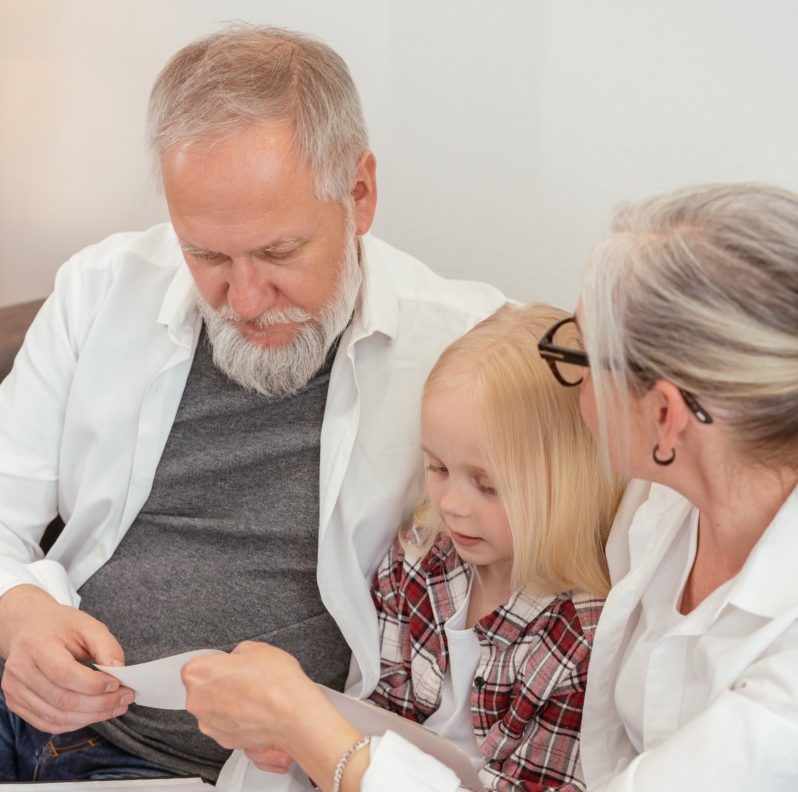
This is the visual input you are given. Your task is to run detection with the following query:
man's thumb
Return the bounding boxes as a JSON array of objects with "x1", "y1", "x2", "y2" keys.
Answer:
[{"x1": 81, "y1": 619, "x2": 126, "y2": 667}]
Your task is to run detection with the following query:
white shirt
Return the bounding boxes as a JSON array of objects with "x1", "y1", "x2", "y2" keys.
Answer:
[
  {"x1": 423, "y1": 585, "x2": 483, "y2": 770},
  {"x1": 581, "y1": 482, "x2": 798, "y2": 791},
  {"x1": 0, "y1": 224, "x2": 505, "y2": 703}
]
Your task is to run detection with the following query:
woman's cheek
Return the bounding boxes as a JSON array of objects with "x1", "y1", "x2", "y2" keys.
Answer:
[{"x1": 579, "y1": 373, "x2": 599, "y2": 438}]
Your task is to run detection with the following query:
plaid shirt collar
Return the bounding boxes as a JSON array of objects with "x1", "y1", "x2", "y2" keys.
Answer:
[{"x1": 421, "y1": 533, "x2": 558, "y2": 651}]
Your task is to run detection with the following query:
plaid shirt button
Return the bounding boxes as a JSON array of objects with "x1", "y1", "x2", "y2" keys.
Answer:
[{"x1": 473, "y1": 675, "x2": 486, "y2": 690}]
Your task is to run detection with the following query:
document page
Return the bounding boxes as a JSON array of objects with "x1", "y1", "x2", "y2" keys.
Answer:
[
  {"x1": 95, "y1": 650, "x2": 484, "y2": 790},
  {"x1": 96, "y1": 649, "x2": 225, "y2": 709},
  {"x1": 320, "y1": 686, "x2": 485, "y2": 791}
]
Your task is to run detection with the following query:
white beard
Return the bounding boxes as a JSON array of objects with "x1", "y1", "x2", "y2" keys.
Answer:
[{"x1": 195, "y1": 234, "x2": 361, "y2": 397}]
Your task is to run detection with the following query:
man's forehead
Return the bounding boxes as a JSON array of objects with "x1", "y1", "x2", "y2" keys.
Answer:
[{"x1": 163, "y1": 120, "x2": 298, "y2": 169}]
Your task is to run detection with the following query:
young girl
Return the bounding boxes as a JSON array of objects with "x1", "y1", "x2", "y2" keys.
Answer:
[
  {"x1": 183, "y1": 303, "x2": 624, "y2": 792},
  {"x1": 367, "y1": 303, "x2": 624, "y2": 790}
]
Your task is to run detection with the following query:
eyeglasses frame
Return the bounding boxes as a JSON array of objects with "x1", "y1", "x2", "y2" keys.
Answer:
[{"x1": 537, "y1": 316, "x2": 714, "y2": 425}]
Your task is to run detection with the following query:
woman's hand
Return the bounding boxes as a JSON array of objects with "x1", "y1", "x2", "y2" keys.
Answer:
[
  {"x1": 182, "y1": 641, "x2": 367, "y2": 791},
  {"x1": 244, "y1": 745, "x2": 294, "y2": 774},
  {"x1": 182, "y1": 641, "x2": 315, "y2": 753}
]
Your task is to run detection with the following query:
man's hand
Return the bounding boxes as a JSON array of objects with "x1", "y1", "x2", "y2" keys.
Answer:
[{"x1": 0, "y1": 584, "x2": 134, "y2": 732}]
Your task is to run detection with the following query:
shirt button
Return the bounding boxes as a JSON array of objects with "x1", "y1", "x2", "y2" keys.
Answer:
[{"x1": 473, "y1": 676, "x2": 486, "y2": 690}]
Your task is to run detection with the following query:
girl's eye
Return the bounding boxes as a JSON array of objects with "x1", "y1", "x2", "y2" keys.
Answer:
[
  {"x1": 476, "y1": 481, "x2": 497, "y2": 495},
  {"x1": 426, "y1": 464, "x2": 447, "y2": 474}
]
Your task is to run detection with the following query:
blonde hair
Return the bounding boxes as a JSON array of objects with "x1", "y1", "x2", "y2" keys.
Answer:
[
  {"x1": 580, "y1": 183, "x2": 798, "y2": 470},
  {"x1": 405, "y1": 304, "x2": 624, "y2": 598},
  {"x1": 147, "y1": 24, "x2": 368, "y2": 202}
]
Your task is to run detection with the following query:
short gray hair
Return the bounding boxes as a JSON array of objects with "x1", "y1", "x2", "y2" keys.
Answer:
[
  {"x1": 581, "y1": 183, "x2": 798, "y2": 468},
  {"x1": 147, "y1": 24, "x2": 369, "y2": 202}
]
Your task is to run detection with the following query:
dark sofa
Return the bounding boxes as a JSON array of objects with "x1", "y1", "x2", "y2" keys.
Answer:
[{"x1": 0, "y1": 298, "x2": 44, "y2": 383}]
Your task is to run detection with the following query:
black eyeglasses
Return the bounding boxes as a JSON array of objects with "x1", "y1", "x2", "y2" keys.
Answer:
[{"x1": 537, "y1": 316, "x2": 714, "y2": 425}]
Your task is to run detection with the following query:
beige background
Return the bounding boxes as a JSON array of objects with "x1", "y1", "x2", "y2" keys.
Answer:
[{"x1": 1, "y1": 0, "x2": 797, "y2": 309}]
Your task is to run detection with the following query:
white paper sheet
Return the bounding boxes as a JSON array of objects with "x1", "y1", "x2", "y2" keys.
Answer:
[
  {"x1": 320, "y1": 686, "x2": 485, "y2": 791},
  {"x1": 96, "y1": 651, "x2": 484, "y2": 790},
  {"x1": 95, "y1": 649, "x2": 225, "y2": 709}
]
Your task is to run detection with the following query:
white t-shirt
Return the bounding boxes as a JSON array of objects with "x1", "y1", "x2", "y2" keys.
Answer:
[{"x1": 423, "y1": 584, "x2": 483, "y2": 770}]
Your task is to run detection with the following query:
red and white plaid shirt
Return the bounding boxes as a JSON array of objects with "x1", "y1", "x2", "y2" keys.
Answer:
[{"x1": 369, "y1": 534, "x2": 603, "y2": 791}]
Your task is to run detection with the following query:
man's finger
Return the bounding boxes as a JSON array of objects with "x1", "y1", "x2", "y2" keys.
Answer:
[
  {"x1": 33, "y1": 641, "x2": 125, "y2": 697},
  {"x1": 12, "y1": 663, "x2": 134, "y2": 715},
  {"x1": 73, "y1": 618, "x2": 126, "y2": 669},
  {"x1": 3, "y1": 681, "x2": 130, "y2": 734}
]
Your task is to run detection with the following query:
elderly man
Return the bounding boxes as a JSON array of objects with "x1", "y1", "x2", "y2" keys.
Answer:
[{"x1": 0, "y1": 26, "x2": 505, "y2": 782}]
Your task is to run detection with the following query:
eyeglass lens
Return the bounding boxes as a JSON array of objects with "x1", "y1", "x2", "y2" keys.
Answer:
[{"x1": 552, "y1": 320, "x2": 586, "y2": 385}]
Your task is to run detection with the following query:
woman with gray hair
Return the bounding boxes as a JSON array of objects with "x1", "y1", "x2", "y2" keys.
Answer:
[{"x1": 537, "y1": 182, "x2": 798, "y2": 790}]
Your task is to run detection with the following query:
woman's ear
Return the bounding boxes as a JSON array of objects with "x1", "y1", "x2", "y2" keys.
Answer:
[
  {"x1": 350, "y1": 150, "x2": 377, "y2": 235},
  {"x1": 648, "y1": 380, "x2": 691, "y2": 456}
]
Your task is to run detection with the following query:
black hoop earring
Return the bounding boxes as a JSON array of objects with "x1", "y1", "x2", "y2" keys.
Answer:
[{"x1": 652, "y1": 444, "x2": 676, "y2": 466}]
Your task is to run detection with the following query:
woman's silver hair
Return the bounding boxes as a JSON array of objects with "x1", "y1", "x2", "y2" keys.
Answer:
[
  {"x1": 581, "y1": 183, "x2": 798, "y2": 468},
  {"x1": 147, "y1": 24, "x2": 369, "y2": 202}
]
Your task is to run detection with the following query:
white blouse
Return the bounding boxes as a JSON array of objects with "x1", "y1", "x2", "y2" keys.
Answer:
[
  {"x1": 581, "y1": 482, "x2": 798, "y2": 792},
  {"x1": 613, "y1": 509, "x2": 735, "y2": 751}
]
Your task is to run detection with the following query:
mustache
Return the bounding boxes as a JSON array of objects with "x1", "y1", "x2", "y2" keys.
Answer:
[{"x1": 214, "y1": 303, "x2": 312, "y2": 328}]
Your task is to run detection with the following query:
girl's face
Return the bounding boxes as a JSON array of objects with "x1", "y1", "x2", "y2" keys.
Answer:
[{"x1": 421, "y1": 387, "x2": 514, "y2": 579}]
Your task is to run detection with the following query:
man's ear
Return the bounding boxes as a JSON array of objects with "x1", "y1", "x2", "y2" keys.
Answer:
[
  {"x1": 649, "y1": 380, "x2": 691, "y2": 455},
  {"x1": 350, "y1": 151, "x2": 377, "y2": 235}
]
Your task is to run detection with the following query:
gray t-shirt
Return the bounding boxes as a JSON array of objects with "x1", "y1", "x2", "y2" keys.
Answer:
[{"x1": 80, "y1": 327, "x2": 351, "y2": 780}]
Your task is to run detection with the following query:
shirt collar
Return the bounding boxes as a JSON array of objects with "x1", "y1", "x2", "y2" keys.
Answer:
[
  {"x1": 156, "y1": 230, "x2": 200, "y2": 348},
  {"x1": 474, "y1": 588, "x2": 558, "y2": 650},
  {"x1": 725, "y1": 483, "x2": 798, "y2": 619},
  {"x1": 423, "y1": 534, "x2": 559, "y2": 650},
  {"x1": 633, "y1": 483, "x2": 798, "y2": 622},
  {"x1": 347, "y1": 233, "x2": 400, "y2": 345}
]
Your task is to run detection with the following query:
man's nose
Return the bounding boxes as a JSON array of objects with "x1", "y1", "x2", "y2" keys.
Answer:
[{"x1": 226, "y1": 259, "x2": 277, "y2": 321}]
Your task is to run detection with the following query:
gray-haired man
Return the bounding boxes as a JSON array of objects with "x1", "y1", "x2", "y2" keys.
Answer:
[{"x1": 0, "y1": 26, "x2": 505, "y2": 781}]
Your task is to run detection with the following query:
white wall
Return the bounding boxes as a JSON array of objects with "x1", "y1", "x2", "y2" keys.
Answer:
[{"x1": 2, "y1": 0, "x2": 797, "y2": 309}]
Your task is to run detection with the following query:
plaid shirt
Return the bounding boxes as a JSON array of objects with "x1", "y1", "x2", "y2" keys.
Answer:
[{"x1": 369, "y1": 534, "x2": 603, "y2": 791}]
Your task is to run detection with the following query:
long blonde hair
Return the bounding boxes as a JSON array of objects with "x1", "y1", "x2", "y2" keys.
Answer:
[{"x1": 406, "y1": 303, "x2": 624, "y2": 598}]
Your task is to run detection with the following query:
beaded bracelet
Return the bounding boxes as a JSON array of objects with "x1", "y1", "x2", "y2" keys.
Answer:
[{"x1": 331, "y1": 735, "x2": 371, "y2": 792}]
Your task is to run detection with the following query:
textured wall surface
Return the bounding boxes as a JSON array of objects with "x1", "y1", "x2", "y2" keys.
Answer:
[{"x1": 2, "y1": 0, "x2": 797, "y2": 308}]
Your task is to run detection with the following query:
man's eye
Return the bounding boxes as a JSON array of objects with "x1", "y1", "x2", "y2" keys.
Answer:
[
  {"x1": 258, "y1": 249, "x2": 295, "y2": 262},
  {"x1": 191, "y1": 252, "x2": 223, "y2": 262}
]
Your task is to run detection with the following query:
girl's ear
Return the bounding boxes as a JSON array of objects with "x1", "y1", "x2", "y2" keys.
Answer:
[{"x1": 647, "y1": 380, "x2": 691, "y2": 457}]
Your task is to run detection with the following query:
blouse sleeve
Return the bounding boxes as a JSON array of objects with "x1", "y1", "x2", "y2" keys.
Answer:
[{"x1": 361, "y1": 731, "x2": 461, "y2": 792}]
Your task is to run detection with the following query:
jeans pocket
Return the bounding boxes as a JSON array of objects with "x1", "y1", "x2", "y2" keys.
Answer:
[{"x1": 33, "y1": 732, "x2": 106, "y2": 781}]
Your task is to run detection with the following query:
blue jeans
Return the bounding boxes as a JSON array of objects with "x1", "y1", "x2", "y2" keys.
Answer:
[{"x1": 0, "y1": 690, "x2": 178, "y2": 782}]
